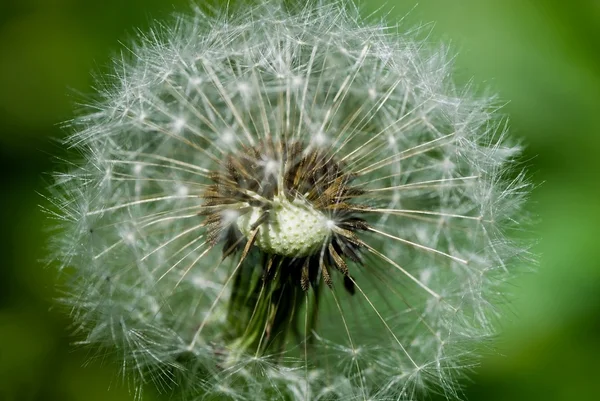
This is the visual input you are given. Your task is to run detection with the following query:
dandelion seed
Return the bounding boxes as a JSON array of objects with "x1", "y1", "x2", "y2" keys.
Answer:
[{"x1": 46, "y1": 1, "x2": 532, "y2": 400}]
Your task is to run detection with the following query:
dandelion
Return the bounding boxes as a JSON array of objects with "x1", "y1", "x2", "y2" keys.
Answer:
[{"x1": 46, "y1": 1, "x2": 531, "y2": 400}]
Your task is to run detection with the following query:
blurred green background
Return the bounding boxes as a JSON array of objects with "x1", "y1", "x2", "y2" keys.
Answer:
[{"x1": 0, "y1": 0, "x2": 598, "y2": 400}]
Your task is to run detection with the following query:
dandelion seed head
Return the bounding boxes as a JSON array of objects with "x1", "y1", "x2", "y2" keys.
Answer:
[
  {"x1": 172, "y1": 117, "x2": 186, "y2": 132},
  {"x1": 46, "y1": 1, "x2": 533, "y2": 400},
  {"x1": 175, "y1": 184, "x2": 189, "y2": 197},
  {"x1": 312, "y1": 130, "x2": 328, "y2": 146},
  {"x1": 133, "y1": 163, "x2": 143, "y2": 175}
]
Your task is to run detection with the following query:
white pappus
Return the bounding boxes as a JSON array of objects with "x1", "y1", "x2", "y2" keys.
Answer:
[{"x1": 46, "y1": 1, "x2": 533, "y2": 400}]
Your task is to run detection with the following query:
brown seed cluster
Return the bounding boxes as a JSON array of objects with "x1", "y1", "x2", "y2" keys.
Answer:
[{"x1": 200, "y1": 139, "x2": 370, "y2": 294}]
